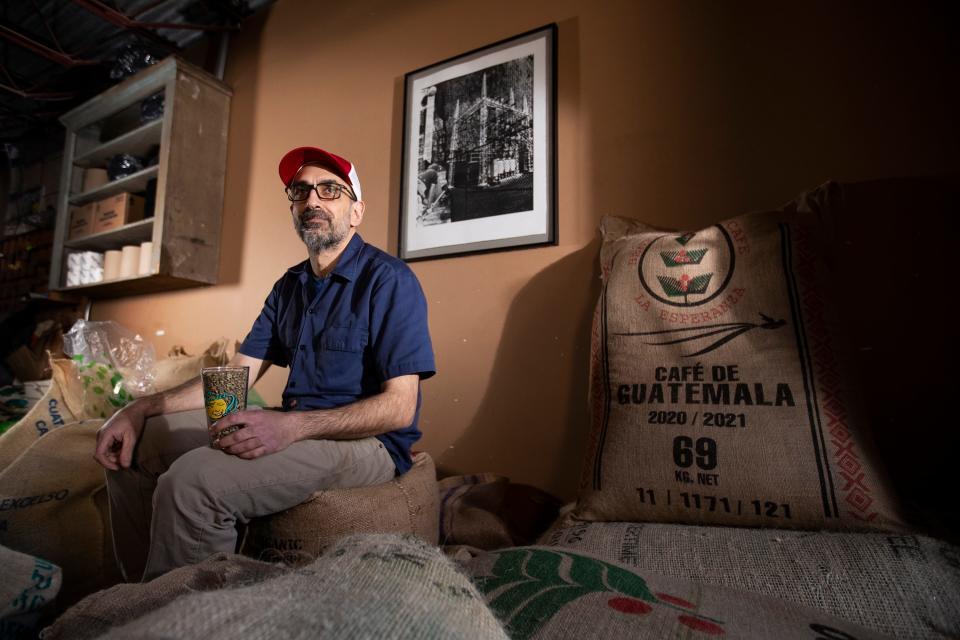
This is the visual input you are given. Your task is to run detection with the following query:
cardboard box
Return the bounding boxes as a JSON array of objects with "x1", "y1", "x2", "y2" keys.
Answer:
[
  {"x1": 91, "y1": 193, "x2": 145, "y2": 234},
  {"x1": 82, "y1": 168, "x2": 109, "y2": 192},
  {"x1": 68, "y1": 204, "x2": 94, "y2": 239}
]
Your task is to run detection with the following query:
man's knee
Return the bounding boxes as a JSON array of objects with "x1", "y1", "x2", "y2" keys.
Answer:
[
  {"x1": 153, "y1": 449, "x2": 222, "y2": 515},
  {"x1": 135, "y1": 410, "x2": 208, "y2": 467}
]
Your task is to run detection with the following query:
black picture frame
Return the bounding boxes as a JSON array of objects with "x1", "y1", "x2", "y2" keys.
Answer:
[{"x1": 398, "y1": 24, "x2": 557, "y2": 261}]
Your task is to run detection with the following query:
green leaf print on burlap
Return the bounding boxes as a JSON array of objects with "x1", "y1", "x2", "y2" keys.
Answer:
[{"x1": 474, "y1": 548, "x2": 726, "y2": 639}]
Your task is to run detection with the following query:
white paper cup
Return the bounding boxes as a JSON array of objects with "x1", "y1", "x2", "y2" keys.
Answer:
[
  {"x1": 119, "y1": 245, "x2": 140, "y2": 278},
  {"x1": 138, "y1": 241, "x2": 153, "y2": 275},
  {"x1": 104, "y1": 250, "x2": 122, "y2": 280}
]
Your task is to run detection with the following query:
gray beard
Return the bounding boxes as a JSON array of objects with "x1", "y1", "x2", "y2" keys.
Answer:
[{"x1": 294, "y1": 210, "x2": 348, "y2": 253}]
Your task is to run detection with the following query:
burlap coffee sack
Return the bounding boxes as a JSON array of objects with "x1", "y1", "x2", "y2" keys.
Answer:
[
  {"x1": 0, "y1": 420, "x2": 119, "y2": 609},
  {"x1": 464, "y1": 545, "x2": 889, "y2": 639},
  {"x1": 1, "y1": 545, "x2": 61, "y2": 631},
  {"x1": 241, "y1": 452, "x2": 440, "y2": 564},
  {"x1": 85, "y1": 534, "x2": 507, "y2": 640},
  {"x1": 576, "y1": 208, "x2": 903, "y2": 530},
  {"x1": 439, "y1": 474, "x2": 562, "y2": 550},
  {"x1": 0, "y1": 359, "x2": 83, "y2": 472},
  {"x1": 539, "y1": 519, "x2": 960, "y2": 639},
  {"x1": 152, "y1": 338, "x2": 233, "y2": 393},
  {"x1": 40, "y1": 552, "x2": 289, "y2": 640}
]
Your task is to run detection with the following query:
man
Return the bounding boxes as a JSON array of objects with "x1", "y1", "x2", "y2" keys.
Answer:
[{"x1": 94, "y1": 147, "x2": 435, "y2": 582}]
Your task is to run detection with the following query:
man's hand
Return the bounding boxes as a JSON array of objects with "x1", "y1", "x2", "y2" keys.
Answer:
[
  {"x1": 212, "y1": 409, "x2": 298, "y2": 459},
  {"x1": 94, "y1": 403, "x2": 147, "y2": 471}
]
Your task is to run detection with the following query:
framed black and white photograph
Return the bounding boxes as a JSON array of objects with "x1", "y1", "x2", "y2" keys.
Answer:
[{"x1": 399, "y1": 24, "x2": 557, "y2": 261}]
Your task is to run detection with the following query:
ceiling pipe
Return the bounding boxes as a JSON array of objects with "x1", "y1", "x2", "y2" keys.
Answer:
[
  {"x1": 0, "y1": 82, "x2": 74, "y2": 101},
  {"x1": 132, "y1": 0, "x2": 176, "y2": 19},
  {"x1": 0, "y1": 24, "x2": 97, "y2": 67},
  {"x1": 70, "y1": 0, "x2": 238, "y2": 33},
  {"x1": 214, "y1": 32, "x2": 229, "y2": 80}
]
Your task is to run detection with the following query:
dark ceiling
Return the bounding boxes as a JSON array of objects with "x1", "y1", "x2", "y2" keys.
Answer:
[{"x1": 0, "y1": 0, "x2": 273, "y2": 161}]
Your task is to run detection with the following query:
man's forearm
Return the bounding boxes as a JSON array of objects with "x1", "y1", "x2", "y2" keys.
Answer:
[
  {"x1": 291, "y1": 381, "x2": 417, "y2": 442},
  {"x1": 209, "y1": 376, "x2": 419, "y2": 459},
  {"x1": 131, "y1": 352, "x2": 269, "y2": 420},
  {"x1": 131, "y1": 377, "x2": 204, "y2": 419}
]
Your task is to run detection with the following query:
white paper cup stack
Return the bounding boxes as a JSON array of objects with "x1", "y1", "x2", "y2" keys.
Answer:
[
  {"x1": 138, "y1": 241, "x2": 153, "y2": 275},
  {"x1": 119, "y1": 245, "x2": 140, "y2": 278},
  {"x1": 103, "y1": 250, "x2": 122, "y2": 280}
]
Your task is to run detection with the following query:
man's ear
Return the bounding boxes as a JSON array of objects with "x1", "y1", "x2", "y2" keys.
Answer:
[{"x1": 350, "y1": 200, "x2": 365, "y2": 227}]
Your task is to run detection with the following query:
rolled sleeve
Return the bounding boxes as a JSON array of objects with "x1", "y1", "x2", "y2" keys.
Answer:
[{"x1": 239, "y1": 283, "x2": 289, "y2": 367}]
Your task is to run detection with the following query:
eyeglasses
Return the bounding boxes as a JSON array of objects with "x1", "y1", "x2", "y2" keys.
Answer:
[{"x1": 285, "y1": 181, "x2": 356, "y2": 202}]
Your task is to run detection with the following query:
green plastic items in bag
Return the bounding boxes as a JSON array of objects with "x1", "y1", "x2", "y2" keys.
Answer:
[
  {"x1": 70, "y1": 355, "x2": 132, "y2": 418},
  {"x1": 63, "y1": 320, "x2": 156, "y2": 419}
]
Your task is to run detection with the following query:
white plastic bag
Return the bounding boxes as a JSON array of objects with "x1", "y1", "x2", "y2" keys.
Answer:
[{"x1": 62, "y1": 320, "x2": 156, "y2": 416}]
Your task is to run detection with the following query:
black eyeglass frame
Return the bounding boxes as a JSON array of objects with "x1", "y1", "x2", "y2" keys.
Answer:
[{"x1": 285, "y1": 181, "x2": 357, "y2": 202}]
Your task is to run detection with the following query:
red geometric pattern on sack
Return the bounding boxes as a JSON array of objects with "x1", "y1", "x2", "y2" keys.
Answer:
[
  {"x1": 845, "y1": 486, "x2": 874, "y2": 512},
  {"x1": 833, "y1": 440, "x2": 858, "y2": 471},
  {"x1": 841, "y1": 470, "x2": 870, "y2": 494},
  {"x1": 829, "y1": 424, "x2": 852, "y2": 444},
  {"x1": 792, "y1": 225, "x2": 879, "y2": 521},
  {"x1": 838, "y1": 456, "x2": 862, "y2": 480}
]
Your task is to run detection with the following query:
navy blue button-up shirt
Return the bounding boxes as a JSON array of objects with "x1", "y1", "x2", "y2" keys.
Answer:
[{"x1": 238, "y1": 233, "x2": 435, "y2": 474}]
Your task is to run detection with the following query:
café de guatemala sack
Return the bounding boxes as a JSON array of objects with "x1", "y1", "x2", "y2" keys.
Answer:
[{"x1": 574, "y1": 207, "x2": 903, "y2": 531}]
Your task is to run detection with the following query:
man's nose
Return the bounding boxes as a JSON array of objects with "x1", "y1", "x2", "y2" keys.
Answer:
[{"x1": 304, "y1": 186, "x2": 324, "y2": 207}]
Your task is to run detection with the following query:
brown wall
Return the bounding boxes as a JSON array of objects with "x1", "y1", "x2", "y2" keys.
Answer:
[{"x1": 92, "y1": 0, "x2": 958, "y2": 500}]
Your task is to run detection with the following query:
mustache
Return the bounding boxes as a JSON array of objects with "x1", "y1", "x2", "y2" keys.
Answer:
[{"x1": 297, "y1": 208, "x2": 331, "y2": 224}]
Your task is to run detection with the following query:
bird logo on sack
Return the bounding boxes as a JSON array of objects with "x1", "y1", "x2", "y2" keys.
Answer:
[
  {"x1": 638, "y1": 227, "x2": 735, "y2": 308},
  {"x1": 205, "y1": 392, "x2": 238, "y2": 421}
]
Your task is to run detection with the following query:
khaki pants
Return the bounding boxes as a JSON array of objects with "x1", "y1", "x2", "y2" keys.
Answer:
[{"x1": 105, "y1": 409, "x2": 395, "y2": 582}]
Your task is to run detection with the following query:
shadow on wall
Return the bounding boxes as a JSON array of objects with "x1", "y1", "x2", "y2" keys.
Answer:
[
  {"x1": 438, "y1": 240, "x2": 602, "y2": 502},
  {"x1": 385, "y1": 74, "x2": 404, "y2": 255},
  {"x1": 217, "y1": 9, "x2": 270, "y2": 286}
]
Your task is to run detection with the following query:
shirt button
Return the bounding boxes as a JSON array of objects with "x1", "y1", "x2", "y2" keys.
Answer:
[
  {"x1": 299, "y1": 344, "x2": 306, "y2": 351},
  {"x1": 289, "y1": 381, "x2": 296, "y2": 388},
  {"x1": 307, "y1": 309, "x2": 314, "y2": 314}
]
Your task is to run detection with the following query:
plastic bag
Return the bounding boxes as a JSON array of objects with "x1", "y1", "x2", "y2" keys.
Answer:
[
  {"x1": 109, "y1": 45, "x2": 159, "y2": 80},
  {"x1": 107, "y1": 153, "x2": 145, "y2": 180},
  {"x1": 62, "y1": 320, "x2": 155, "y2": 417},
  {"x1": 140, "y1": 92, "x2": 165, "y2": 122}
]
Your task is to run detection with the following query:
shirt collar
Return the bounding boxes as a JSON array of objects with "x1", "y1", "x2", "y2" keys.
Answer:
[{"x1": 289, "y1": 232, "x2": 365, "y2": 284}]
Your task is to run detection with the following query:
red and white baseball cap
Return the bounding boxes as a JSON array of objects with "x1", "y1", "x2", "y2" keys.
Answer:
[{"x1": 278, "y1": 146, "x2": 362, "y2": 201}]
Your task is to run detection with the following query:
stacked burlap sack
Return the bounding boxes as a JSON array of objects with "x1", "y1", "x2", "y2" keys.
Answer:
[
  {"x1": 462, "y1": 544, "x2": 891, "y2": 639},
  {"x1": 0, "y1": 338, "x2": 233, "y2": 615},
  {"x1": 240, "y1": 451, "x2": 441, "y2": 564},
  {"x1": 437, "y1": 473, "x2": 562, "y2": 551},
  {"x1": 537, "y1": 517, "x2": 959, "y2": 638},
  {"x1": 42, "y1": 534, "x2": 509, "y2": 640},
  {"x1": 40, "y1": 532, "x2": 893, "y2": 640},
  {"x1": 526, "y1": 178, "x2": 958, "y2": 639},
  {"x1": 1, "y1": 544, "x2": 62, "y2": 639}
]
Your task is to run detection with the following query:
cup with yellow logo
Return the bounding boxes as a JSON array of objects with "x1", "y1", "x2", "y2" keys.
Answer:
[{"x1": 201, "y1": 366, "x2": 249, "y2": 447}]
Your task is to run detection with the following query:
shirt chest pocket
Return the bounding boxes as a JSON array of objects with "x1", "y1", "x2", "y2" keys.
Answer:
[
  {"x1": 315, "y1": 326, "x2": 368, "y2": 393},
  {"x1": 319, "y1": 326, "x2": 366, "y2": 352}
]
